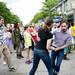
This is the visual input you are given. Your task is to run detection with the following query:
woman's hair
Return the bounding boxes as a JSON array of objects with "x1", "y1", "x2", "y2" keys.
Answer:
[
  {"x1": 43, "y1": 18, "x2": 53, "y2": 31},
  {"x1": 24, "y1": 25, "x2": 28, "y2": 30},
  {"x1": 43, "y1": 25, "x2": 48, "y2": 31},
  {"x1": 45, "y1": 18, "x2": 53, "y2": 27},
  {"x1": 71, "y1": 22, "x2": 74, "y2": 26},
  {"x1": 0, "y1": 16, "x2": 4, "y2": 20},
  {"x1": 14, "y1": 22, "x2": 19, "y2": 29}
]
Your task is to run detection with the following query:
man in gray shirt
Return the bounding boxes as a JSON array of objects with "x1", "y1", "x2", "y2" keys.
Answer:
[{"x1": 51, "y1": 21, "x2": 72, "y2": 75}]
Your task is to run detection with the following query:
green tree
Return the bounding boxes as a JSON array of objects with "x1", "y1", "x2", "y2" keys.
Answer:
[
  {"x1": 42, "y1": 0, "x2": 59, "y2": 17},
  {"x1": 0, "y1": 2, "x2": 21, "y2": 24},
  {"x1": 32, "y1": 0, "x2": 59, "y2": 23},
  {"x1": 32, "y1": 12, "x2": 46, "y2": 23}
]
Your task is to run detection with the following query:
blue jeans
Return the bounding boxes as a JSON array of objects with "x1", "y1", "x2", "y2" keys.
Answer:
[
  {"x1": 29, "y1": 48, "x2": 53, "y2": 75},
  {"x1": 51, "y1": 49, "x2": 64, "y2": 74},
  {"x1": 73, "y1": 36, "x2": 75, "y2": 49}
]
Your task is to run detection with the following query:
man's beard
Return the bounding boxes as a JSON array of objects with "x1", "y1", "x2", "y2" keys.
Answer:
[{"x1": 62, "y1": 29, "x2": 67, "y2": 32}]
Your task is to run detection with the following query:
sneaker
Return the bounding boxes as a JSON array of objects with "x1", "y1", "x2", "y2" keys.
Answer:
[
  {"x1": 17, "y1": 55, "x2": 24, "y2": 59},
  {"x1": 9, "y1": 67, "x2": 16, "y2": 72},
  {"x1": 63, "y1": 57, "x2": 70, "y2": 60},
  {"x1": 25, "y1": 60, "x2": 32, "y2": 64},
  {"x1": 19, "y1": 55, "x2": 24, "y2": 58},
  {"x1": 54, "y1": 73, "x2": 57, "y2": 75}
]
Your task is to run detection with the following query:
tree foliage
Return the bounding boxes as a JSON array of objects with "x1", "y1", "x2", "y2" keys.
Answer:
[
  {"x1": 0, "y1": 2, "x2": 21, "y2": 24},
  {"x1": 32, "y1": 12, "x2": 46, "y2": 23},
  {"x1": 32, "y1": 0, "x2": 59, "y2": 23},
  {"x1": 42, "y1": 0, "x2": 59, "y2": 17}
]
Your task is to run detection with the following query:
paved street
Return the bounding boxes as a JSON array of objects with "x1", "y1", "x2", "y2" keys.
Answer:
[{"x1": 0, "y1": 50, "x2": 75, "y2": 75}]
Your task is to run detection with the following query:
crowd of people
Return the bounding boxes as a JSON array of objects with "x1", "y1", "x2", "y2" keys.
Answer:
[{"x1": 0, "y1": 15, "x2": 75, "y2": 75}]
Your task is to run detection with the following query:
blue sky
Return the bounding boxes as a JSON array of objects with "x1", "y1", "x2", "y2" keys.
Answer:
[{"x1": 1, "y1": 0, "x2": 44, "y2": 24}]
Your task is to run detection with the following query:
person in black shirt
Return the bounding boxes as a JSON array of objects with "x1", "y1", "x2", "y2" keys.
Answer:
[{"x1": 29, "y1": 19, "x2": 53, "y2": 75}]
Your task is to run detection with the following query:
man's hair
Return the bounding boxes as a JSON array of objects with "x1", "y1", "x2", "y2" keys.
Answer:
[
  {"x1": 0, "y1": 16, "x2": 4, "y2": 20},
  {"x1": 60, "y1": 20, "x2": 68, "y2": 26}
]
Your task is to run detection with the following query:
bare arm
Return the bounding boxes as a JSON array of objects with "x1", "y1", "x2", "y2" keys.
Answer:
[{"x1": 46, "y1": 39, "x2": 52, "y2": 51}]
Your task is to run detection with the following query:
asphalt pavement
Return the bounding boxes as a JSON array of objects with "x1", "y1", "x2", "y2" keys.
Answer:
[{"x1": 0, "y1": 50, "x2": 75, "y2": 75}]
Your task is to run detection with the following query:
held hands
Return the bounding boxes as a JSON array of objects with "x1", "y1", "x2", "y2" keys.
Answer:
[
  {"x1": 47, "y1": 46, "x2": 60, "y2": 51},
  {"x1": 54, "y1": 47, "x2": 60, "y2": 51},
  {"x1": 50, "y1": 46, "x2": 60, "y2": 51}
]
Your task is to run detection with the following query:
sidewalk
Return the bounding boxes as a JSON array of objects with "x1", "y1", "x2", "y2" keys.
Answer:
[{"x1": 0, "y1": 50, "x2": 75, "y2": 75}]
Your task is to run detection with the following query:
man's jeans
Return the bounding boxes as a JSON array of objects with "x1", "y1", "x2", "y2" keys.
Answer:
[
  {"x1": 51, "y1": 49, "x2": 64, "y2": 74},
  {"x1": 29, "y1": 48, "x2": 53, "y2": 75},
  {"x1": 73, "y1": 36, "x2": 75, "y2": 49}
]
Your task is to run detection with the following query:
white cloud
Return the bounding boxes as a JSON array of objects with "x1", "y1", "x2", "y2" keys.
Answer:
[{"x1": 3, "y1": 0, "x2": 43, "y2": 24}]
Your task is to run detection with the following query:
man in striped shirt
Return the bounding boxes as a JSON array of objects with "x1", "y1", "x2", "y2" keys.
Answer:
[{"x1": 0, "y1": 16, "x2": 16, "y2": 72}]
